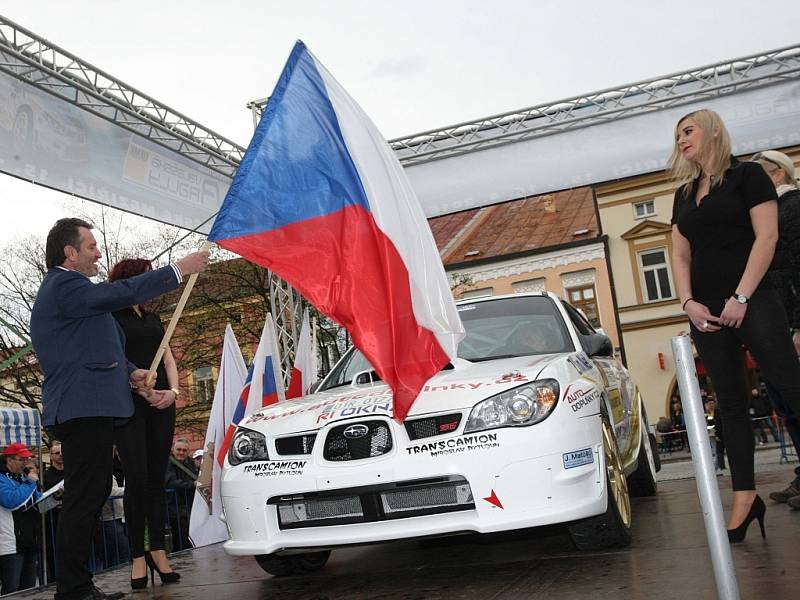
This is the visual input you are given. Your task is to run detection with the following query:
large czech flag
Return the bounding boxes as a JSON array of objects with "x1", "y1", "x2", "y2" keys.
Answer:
[{"x1": 208, "y1": 41, "x2": 464, "y2": 422}]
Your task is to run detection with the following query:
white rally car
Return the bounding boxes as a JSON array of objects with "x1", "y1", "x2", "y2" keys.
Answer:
[{"x1": 220, "y1": 293, "x2": 660, "y2": 576}]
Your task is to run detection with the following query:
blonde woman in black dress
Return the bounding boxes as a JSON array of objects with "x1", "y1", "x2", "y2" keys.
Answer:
[{"x1": 670, "y1": 109, "x2": 800, "y2": 541}]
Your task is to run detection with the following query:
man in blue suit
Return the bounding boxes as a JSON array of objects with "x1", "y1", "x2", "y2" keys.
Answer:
[{"x1": 30, "y1": 218, "x2": 209, "y2": 600}]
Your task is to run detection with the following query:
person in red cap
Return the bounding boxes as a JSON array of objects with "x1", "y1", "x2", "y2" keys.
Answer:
[{"x1": 0, "y1": 443, "x2": 41, "y2": 595}]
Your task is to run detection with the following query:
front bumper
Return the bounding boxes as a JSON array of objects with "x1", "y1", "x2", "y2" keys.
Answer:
[{"x1": 221, "y1": 411, "x2": 606, "y2": 556}]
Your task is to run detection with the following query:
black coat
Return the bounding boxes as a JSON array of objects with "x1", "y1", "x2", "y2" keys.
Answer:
[
  {"x1": 165, "y1": 456, "x2": 197, "y2": 516},
  {"x1": 768, "y1": 188, "x2": 800, "y2": 329}
]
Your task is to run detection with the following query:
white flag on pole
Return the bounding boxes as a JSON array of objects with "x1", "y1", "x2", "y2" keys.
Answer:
[
  {"x1": 287, "y1": 308, "x2": 317, "y2": 399},
  {"x1": 188, "y1": 324, "x2": 246, "y2": 548}
]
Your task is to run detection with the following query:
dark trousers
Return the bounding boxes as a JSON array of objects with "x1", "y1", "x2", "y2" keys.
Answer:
[
  {"x1": 114, "y1": 396, "x2": 175, "y2": 557},
  {"x1": 692, "y1": 289, "x2": 800, "y2": 491},
  {"x1": 50, "y1": 417, "x2": 115, "y2": 600},
  {"x1": 764, "y1": 379, "x2": 800, "y2": 484},
  {"x1": 0, "y1": 550, "x2": 37, "y2": 595},
  {"x1": 715, "y1": 437, "x2": 727, "y2": 469}
]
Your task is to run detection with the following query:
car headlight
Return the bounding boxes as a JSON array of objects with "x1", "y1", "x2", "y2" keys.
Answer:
[
  {"x1": 464, "y1": 379, "x2": 560, "y2": 433},
  {"x1": 228, "y1": 428, "x2": 269, "y2": 466}
]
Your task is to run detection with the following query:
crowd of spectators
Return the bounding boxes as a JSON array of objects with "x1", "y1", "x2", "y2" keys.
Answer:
[{"x1": 0, "y1": 437, "x2": 201, "y2": 595}]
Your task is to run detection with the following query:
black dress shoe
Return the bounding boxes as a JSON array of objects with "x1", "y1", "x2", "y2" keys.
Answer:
[
  {"x1": 768, "y1": 482, "x2": 800, "y2": 503},
  {"x1": 81, "y1": 587, "x2": 125, "y2": 600}
]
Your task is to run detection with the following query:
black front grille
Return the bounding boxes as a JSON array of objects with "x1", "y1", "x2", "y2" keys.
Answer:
[
  {"x1": 272, "y1": 476, "x2": 474, "y2": 529},
  {"x1": 323, "y1": 420, "x2": 392, "y2": 461},
  {"x1": 405, "y1": 413, "x2": 462, "y2": 440},
  {"x1": 275, "y1": 434, "x2": 317, "y2": 456}
]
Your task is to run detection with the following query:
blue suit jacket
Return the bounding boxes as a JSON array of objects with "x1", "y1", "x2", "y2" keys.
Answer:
[{"x1": 30, "y1": 266, "x2": 180, "y2": 426}]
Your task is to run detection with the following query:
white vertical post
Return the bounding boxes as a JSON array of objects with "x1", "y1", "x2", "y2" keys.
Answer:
[{"x1": 671, "y1": 335, "x2": 740, "y2": 600}]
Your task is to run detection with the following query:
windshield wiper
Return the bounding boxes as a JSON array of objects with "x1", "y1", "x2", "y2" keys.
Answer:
[{"x1": 467, "y1": 354, "x2": 520, "y2": 363}]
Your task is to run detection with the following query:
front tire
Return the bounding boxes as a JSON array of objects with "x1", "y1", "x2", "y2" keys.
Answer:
[
  {"x1": 254, "y1": 550, "x2": 331, "y2": 577},
  {"x1": 568, "y1": 419, "x2": 632, "y2": 550}
]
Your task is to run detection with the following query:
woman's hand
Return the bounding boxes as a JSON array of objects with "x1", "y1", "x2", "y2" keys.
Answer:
[
  {"x1": 719, "y1": 297, "x2": 747, "y2": 328},
  {"x1": 145, "y1": 389, "x2": 177, "y2": 410},
  {"x1": 685, "y1": 300, "x2": 722, "y2": 333}
]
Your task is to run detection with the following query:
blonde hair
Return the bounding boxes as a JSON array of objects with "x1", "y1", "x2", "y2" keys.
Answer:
[{"x1": 668, "y1": 109, "x2": 732, "y2": 188}]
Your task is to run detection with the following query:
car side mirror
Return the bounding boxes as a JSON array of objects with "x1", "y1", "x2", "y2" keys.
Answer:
[
  {"x1": 353, "y1": 369, "x2": 382, "y2": 385},
  {"x1": 583, "y1": 333, "x2": 613, "y2": 357}
]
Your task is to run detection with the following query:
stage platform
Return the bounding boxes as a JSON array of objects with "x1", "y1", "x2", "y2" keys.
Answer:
[{"x1": 16, "y1": 469, "x2": 799, "y2": 600}]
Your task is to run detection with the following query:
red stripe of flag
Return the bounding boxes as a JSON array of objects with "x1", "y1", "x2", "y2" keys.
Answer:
[{"x1": 218, "y1": 204, "x2": 449, "y2": 422}]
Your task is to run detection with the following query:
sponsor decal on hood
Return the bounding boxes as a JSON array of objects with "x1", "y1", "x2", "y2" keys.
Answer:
[{"x1": 406, "y1": 433, "x2": 500, "y2": 458}]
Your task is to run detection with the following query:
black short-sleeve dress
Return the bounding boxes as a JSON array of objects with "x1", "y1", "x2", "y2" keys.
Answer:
[
  {"x1": 113, "y1": 307, "x2": 169, "y2": 391},
  {"x1": 671, "y1": 157, "x2": 778, "y2": 316}
]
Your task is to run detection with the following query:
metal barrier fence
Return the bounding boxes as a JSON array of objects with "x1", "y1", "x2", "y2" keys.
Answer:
[
  {"x1": 776, "y1": 417, "x2": 799, "y2": 464},
  {"x1": 37, "y1": 488, "x2": 195, "y2": 589},
  {"x1": 655, "y1": 415, "x2": 791, "y2": 458}
]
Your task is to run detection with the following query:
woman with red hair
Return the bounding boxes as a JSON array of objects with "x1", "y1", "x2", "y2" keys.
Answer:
[{"x1": 109, "y1": 259, "x2": 181, "y2": 588}]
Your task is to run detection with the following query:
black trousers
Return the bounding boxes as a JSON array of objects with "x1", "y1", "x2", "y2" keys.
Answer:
[
  {"x1": 114, "y1": 395, "x2": 176, "y2": 557},
  {"x1": 764, "y1": 379, "x2": 800, "y2": 483},
  {"x1": 692, "y1": 289, "x2": 800, "y2": 491},
  {"x1": 50, "y1": 417, "x2": 115, "y2": 600}
]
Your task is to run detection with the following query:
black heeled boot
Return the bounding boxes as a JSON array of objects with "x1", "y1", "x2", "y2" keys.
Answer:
[
  {"x1": 727, "y1": 494, "x2": 766, "y2": 543},
  {"x1": 145, "y1": 551, "x2": 181, "y2": 584}
]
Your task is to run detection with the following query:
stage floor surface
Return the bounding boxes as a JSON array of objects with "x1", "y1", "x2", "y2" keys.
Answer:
[{"x1": 16, "y1": 470, "x2": 799, "y2": 600}]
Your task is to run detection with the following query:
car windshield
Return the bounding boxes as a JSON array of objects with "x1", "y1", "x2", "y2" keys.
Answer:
[
  {"x1": 318, "y1": 296, "x2": 574, "y2": 391},
  {"x1": 455, "y1": 296, "x2": 573, "y2": 362}
]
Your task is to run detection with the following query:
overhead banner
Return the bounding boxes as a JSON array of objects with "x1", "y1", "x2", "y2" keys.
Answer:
[
  {"x1": 0, "y1": 72, "x2": 230, "y2": 232},
  {"x1": 1, "y1": 68, "x2": 799, "y2": 224},
  {"x1": 404, "y1": 79, "x2": 800, "y2": 216}
]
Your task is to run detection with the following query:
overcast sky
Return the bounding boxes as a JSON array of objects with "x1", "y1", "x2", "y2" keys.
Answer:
[{"x1": 1, "y1": 0, "x2": 798, "y2": 243}]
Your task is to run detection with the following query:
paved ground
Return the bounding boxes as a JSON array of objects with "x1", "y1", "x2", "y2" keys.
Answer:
[{"x1": 16, "y1": 454, "x2": 800, "y2": 600}]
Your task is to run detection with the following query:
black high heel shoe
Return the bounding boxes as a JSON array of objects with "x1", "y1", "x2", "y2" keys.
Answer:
[
  {"x1": 727, "y1": 494, "x2": 766, "y2": 543},
  {"x1": 145, "y1": 551, "x2": 181, "y2": 584},
  {"x1": 130, "y1": 558, "x2": 149, "y2": 590}
]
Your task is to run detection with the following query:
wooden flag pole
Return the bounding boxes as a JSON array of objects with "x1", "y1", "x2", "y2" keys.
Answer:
[{"x1": 146, "y1": 241, "x2": 214, "y2": 386}]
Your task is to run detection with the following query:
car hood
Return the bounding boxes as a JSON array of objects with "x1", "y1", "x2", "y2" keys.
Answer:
[{"x1": 241, "y1": 353, "x2": 562, "y2": 435}]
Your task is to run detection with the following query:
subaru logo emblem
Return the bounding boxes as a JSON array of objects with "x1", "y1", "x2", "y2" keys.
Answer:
[{"x1": 343, "y1": 424, "x2": 369, "y2": 439}]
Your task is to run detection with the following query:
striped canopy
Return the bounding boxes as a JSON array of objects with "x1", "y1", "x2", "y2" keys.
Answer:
[{"x1": 0, "y1": 408, "x2": 42, "y2": 448}]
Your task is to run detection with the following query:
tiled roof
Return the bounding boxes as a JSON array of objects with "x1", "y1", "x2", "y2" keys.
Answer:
[
  {"x1": 428, "y1": 208, "x2": 480, "y2": 251},
  {"x1": 429, "y1": 187, "x2": 598, "y2": 266}
]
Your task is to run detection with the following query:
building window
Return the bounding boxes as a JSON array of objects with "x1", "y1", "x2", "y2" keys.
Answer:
[
  {"x1": 638, "y1": 248, "x2": 674, "y2": 301},
  {"x1": 460, "y1": 287, "x2": 493, "y2": 299},
  {"x1": 566, "y1": 284, "x2": 601, "y2": 328},
  {"x1": 194, "y1": 367, "x2": 215, "y2": 404},
  {"x1": 633, "y1": 200, "x2": 656, "y2": 219}
]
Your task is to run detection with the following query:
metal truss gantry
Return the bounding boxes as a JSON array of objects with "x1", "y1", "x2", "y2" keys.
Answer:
[
  {"x1": 249, "y1": 44, "x2": 800, "y2": 167},
  {"x1": 5, "y1": 8, "x2": 799, "y2": 380},
  {"x1": 0, "y1": 15, "x2": 245, "y2": 178},
  {"x1": 388, "y1": 44, "x2": 800, "y2": 165},
  {"x1": 0, "y1": 15, "x2": 302, "y2": 381}
]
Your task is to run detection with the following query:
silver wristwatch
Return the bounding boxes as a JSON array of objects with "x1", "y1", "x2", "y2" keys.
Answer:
[{"x1": 734, "y1": 293, "x2": 749, "y2": 305}]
